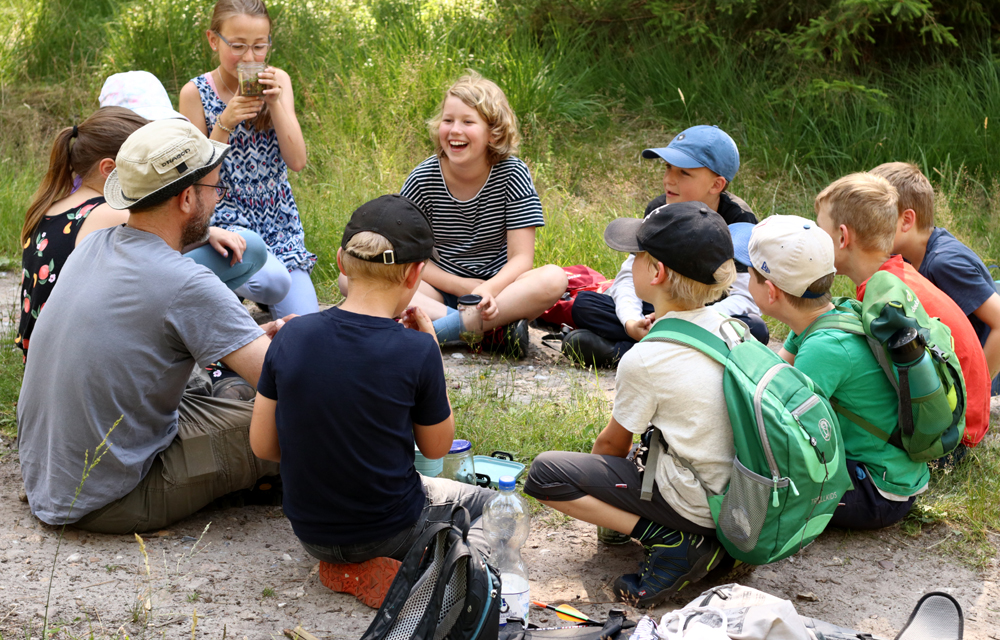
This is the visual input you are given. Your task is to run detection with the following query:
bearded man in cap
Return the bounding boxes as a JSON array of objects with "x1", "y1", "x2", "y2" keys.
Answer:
[{"x1": 18, "y1": 119, "x2": 284, "y2": 534}]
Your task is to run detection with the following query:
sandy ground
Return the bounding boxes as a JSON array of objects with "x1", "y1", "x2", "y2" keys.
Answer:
[{"x1": 0, "y1": 284, "x2": 998, "y2": 639}]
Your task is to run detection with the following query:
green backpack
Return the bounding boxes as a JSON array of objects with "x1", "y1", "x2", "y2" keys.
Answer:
[
  {"x1": 799, "y1": 271, "x2": 966, "y2": 463},
  {"x1": 642, "y1": 318, "x2": 851, "y2": 566}
]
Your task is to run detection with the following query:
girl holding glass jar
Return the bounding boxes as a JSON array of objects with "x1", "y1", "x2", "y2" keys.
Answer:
[{"x1": 179, "y1": 0, "x2": 318, "y2": 319}]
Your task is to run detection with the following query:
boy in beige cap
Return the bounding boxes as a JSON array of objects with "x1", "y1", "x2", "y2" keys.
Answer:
[
  {"x1": 18, "y1": 119, "x2": 286, "y2": 534},
  {"x1": 747, "y1": 215, "x2": 928, "y2": 529}
]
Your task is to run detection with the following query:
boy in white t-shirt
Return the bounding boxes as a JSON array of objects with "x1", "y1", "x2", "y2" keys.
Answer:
[{"x1": 525, "y1": 201, "x2": 739, "y2": 607}]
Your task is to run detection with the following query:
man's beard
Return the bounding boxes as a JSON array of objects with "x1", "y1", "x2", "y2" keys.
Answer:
[{"x1": 180, "y1": 191, "x2": 212, "y2": 247}]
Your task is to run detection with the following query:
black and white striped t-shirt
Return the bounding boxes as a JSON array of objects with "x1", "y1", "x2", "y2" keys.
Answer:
[{"x1": 400, "y1": 156, "x2": 545, "y2": 279}]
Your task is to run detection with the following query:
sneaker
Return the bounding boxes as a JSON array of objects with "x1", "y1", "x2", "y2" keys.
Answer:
[
  {"x1": 612, "y1": 532, "x2": 724, "y2": 607},
  {"x1": 482, "y1": 319, "x2": 529, "y2": 359},
  {"x1": 562, "y1": 329, "x2": 619, "y2": 368},
  {"x1": 319, "y1": 556, "x2": 401, "y2": 608}
]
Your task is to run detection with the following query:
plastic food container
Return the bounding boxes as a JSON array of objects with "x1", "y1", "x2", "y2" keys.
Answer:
[
  {"x1": 414, "y1": 444, "x2": 442, "y2": 477},
  {"x1": 472, "y1": 454, "x2": 526, "y2": 489},
  {"x1": 442, "y1": 439, "x2": 476, "y2": 484}
]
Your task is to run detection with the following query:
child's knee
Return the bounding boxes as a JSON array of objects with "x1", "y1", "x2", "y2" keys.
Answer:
[{"x1": 537, "y1": 264, "x2": 569, "y2": 298}]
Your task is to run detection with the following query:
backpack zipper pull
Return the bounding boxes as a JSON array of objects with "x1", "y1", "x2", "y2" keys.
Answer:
[
  {"x1": 787, "y1": 478, "x2": 800, "y2": 497},
  {"x1": 772, "y1": 477, "x2": 780, "y2": 508}
]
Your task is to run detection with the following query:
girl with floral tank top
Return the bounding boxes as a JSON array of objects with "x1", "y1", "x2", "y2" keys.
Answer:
[
  {"x1": 179, "y1": 0, "x2": 319, "y2": 319},
  {"x1": 17, "y1": 107, "x2": 148, "y2": 360}
]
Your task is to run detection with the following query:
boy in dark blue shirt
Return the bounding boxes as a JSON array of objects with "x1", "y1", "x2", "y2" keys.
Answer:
[
  {"x1": 871, "y1": 162, "x2": 1000, "y2": 398},
  {"x1": 250, "y1": 195, "x2": 493, "y2": 608}
]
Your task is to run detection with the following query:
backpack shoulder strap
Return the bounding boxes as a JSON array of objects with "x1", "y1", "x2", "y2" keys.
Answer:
[
  {"x1": 639, "y1": 318, "x2": 729, "y2": 502},
  {"x1": 798, "y1": 311, "x2": 865, "y2": 341},
  {"x1": 642, "y1": 318, "x2": 731, "y2": 366}
]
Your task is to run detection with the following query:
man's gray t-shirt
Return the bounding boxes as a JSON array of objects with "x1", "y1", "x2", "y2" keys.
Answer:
[{"x1": 17, "y1": 226, "x2": 264, "y2": 525}]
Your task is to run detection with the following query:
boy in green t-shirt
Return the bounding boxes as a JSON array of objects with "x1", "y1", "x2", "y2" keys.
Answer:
[{"x1": 747, "y1": 215, "x2": 928, "y2": 529}]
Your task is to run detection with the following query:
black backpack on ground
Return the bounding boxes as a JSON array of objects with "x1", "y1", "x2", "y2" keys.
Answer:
[{"x1": 360, "y1": 506, "x2": 500, "y2": 640}]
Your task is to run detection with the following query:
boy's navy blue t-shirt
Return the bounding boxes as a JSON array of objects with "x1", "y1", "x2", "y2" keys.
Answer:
[
  {"x1": 257, "y1": 307, "x2": 451, "y2": 547},
  {"x1": 917, "y1": 227, "x2": 996, "y2": 346}
]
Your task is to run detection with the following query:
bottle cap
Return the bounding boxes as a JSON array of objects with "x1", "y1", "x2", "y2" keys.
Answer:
[
  {"x1": 457, "y1": 294, "x2": 483, "y2": 306},
  {"x1": 888, "y1": 327, "x2": 925, "y2": 365},
  {"x1": 448, "y1": 439, "x2": 472, "y2": 454},
  {"x1": 498, "y1": 475, "x2": 516, "y2": 491}
]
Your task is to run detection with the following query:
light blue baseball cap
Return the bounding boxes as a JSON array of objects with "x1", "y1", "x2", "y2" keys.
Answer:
[
  {"x1": 642, "y1": 125, "x2": 740, "y2": 183},
  {"x1": 728, "y1": 222, "x2": 754, "y2": 267}
]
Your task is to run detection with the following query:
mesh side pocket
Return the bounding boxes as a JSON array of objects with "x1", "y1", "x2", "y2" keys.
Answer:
[{"x1": 717, "y1": 458, "x2": 778, "y2": 553}]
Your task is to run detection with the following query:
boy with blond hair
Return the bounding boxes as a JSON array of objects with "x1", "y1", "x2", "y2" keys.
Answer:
[
  {"x1": 813, "y1": 173, "x2": 991, "y2": 450},
  {"x1": 871, "y1": 161, "x2": 1000, "y2": 400},
  {"x1": 747, "y1": 215, "x2": 928, "y2": 529},
  {"x1": 525, "y1": 201, "x2": 738, "y2": 606},
  {"x1": 250, "y1": 195, "x2": 493, "y2": 608}
]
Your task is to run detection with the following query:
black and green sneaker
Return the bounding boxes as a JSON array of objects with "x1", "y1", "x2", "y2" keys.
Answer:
[{"x1": 612, "y1": 532, "x2": 724, "y2": 608}]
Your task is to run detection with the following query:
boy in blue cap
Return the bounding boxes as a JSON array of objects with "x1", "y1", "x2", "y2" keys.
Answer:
[{"x1": 564, "y1": 125, "x2": 766, "y2": 367}]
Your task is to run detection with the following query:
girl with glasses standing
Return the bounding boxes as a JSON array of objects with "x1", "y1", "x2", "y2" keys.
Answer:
[{"x1": 180, "y1": 0, "x2": 318, "y2": 319}]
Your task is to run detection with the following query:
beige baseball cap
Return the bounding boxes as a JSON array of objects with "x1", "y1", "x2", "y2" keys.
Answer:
[
  {"x1": 104, "y1": 119, "x2": 229, "y2": 210},
  {"x1": 748, "y1": 215, "x2": 836, "y2": 297}
]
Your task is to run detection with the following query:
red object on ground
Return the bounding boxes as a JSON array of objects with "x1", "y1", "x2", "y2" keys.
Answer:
[
  {"x1": 319, "y1": 556, "x2": 402, "y2": 609},
  {"x1": 538, "y1": 265, "x2": 614, "y2": 328}
]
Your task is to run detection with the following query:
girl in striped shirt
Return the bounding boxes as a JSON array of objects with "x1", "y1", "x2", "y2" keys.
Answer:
[{"x1": 396, "y1": 73, "x2": 566, "y2": 356}]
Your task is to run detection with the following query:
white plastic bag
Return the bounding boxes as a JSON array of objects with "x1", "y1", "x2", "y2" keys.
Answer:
[{"x1": 657, "y1": 606, "x2": 730, "y2": 640}]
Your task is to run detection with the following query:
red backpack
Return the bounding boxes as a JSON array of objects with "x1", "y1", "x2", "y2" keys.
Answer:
[{"x1": 538, "y1": 265, "x2": 613, "y2": 328}]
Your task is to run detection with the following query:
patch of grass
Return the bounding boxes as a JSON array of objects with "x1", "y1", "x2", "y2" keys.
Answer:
[
  {"x1": 261, "y1": 586, "x2": 275, "y2": 598},
  {"x1": 450, "y1": 367, "x2": 610, "y2": 463},
  {"x1": 908, "y1": 432, "x2": 1000, "y2": 569}
]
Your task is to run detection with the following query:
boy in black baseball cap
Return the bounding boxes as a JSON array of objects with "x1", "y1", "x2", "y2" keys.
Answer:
[
  {"x1": 250, "y1": 194, "x2": 493, "y2": 608},
  {"x1": 525, "y1": 201, "x2": 740, "y2": 606}
]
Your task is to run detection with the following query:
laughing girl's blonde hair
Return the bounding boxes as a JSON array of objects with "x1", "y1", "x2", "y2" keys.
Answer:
[{"x1": 428, "y1": 71, "x2": 520, "y2": 166}]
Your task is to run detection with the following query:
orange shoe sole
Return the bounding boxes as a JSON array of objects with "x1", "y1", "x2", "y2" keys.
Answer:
[{"x1": 319, "y1": 557, "x2": 401, "y2": 609}]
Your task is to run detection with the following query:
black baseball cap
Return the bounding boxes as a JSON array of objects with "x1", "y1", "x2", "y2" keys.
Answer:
[
  {"x1": 341, "y1": 195, "x2": 437, "y2": 264},
  {"x1": 604, "y1": 201, "x2": 733, "y2": 285}
]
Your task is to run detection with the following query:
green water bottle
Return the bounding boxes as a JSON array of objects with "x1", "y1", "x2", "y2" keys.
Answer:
[{"x1": 888, "y1": 327, "x2": 940, "y2": 399}]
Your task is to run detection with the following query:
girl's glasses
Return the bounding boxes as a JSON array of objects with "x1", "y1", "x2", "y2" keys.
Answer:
[{"x1": 213, "y1": 31, "x2": 271, "y2": 56}]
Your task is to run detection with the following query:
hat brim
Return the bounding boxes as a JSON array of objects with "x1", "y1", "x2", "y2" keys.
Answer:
[
  {"x1": 641, "y1": 146, "x2": 705, "y2": 170},
  {"x1": 604, "y1": 218, "x2": 644, "y2": 253},
  {"x1": 104, "y1": 140, "x2": 230, "y2": 210}
]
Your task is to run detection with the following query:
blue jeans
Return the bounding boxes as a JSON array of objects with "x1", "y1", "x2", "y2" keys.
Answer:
[
  {"x1": 299, "y1": 477, "x2": 494, "y2": 563},
  {"x1": 185, "y1": 229, "x2": 268, "y2": 291}
]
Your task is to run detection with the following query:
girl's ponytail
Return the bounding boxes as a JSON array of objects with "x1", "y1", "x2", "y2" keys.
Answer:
[
  {"x1": 21, "y1": 106, "x2": 148, "y2": 244},
  {"x1": 22, "y1": 127, "x2": 76, "y2": 245}
]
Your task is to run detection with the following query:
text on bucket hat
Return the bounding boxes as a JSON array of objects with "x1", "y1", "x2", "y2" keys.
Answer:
[
  {"x1": 342, "y1": 195, "x2": 438, "y2": 264},
  {"x1": 99, "y1": 71, "x2": 188, "y2": 122},
  {"x1": 603, "y1": 201, "x2": 733, "y2": 285},
  {"x1": 641, "y1": 125, "x2": 740, "y2": 183},
  {"x1": 103, "y1": 119, "x2": 230, "y2": 211},
  {"x1": 748, "y1": 215, "x2": 837, "y2": 298}
]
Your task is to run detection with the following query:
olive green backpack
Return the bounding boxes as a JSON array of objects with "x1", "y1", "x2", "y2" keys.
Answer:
[
  {"x1": 799, "y1": 271, "x2": 966, "y2": 463},
  {"x1": 641, "y1": 318, "x2": 851, "y2": 566}
]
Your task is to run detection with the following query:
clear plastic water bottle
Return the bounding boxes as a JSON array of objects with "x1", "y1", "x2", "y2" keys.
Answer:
[{"x1": 483, "y1": 475, "x2": 530, "y2": 626}]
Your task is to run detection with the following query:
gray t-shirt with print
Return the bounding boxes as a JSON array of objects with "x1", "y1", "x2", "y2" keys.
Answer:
[{"x1": 17, "y1": 225, "x2": 264, "y2": 525}]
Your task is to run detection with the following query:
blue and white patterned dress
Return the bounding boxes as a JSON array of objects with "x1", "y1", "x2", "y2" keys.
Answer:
[{"x1": 192, "y1": 73, "x2": 316, "y2": 272}]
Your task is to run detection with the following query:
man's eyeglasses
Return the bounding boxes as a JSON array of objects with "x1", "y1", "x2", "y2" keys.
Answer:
[
  {"x1": 213, "y1": 31, "x2": 271, "y2": 57},
  {"x1": 193, "y1": 183, "x2": 229, "y2": 200}
]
